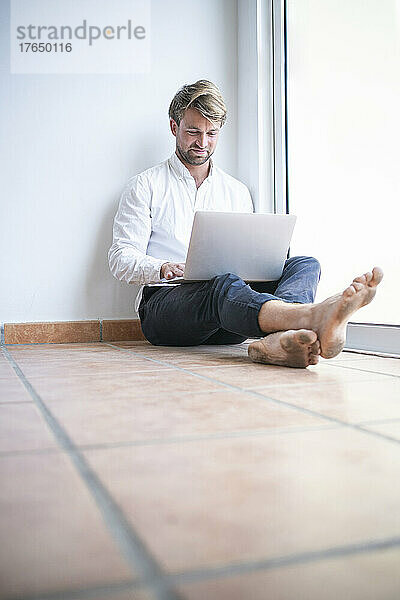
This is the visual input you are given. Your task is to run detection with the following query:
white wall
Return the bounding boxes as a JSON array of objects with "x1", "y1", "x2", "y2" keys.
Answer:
[{"x1": 0, "y1": 0, "x2": 238, "y2": 322}]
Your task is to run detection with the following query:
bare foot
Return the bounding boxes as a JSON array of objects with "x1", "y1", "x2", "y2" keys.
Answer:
[
  {"x1": 311, "y1": 266, "x2": 383, "y2": 359},
  {"x1": 248, "y1": 329, "x2": 321, "y2": 368}
]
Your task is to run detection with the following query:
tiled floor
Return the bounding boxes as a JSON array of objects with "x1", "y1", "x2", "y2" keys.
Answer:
[{"x1": 1, "y1": 340, "x2": 400, "y2": 600}]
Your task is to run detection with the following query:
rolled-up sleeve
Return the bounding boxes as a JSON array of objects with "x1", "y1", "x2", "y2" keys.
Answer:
[{"x1": 108, "y1": 175, "x2": 167, "y2": 285}]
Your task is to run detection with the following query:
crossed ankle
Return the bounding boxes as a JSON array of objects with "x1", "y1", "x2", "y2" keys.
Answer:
[{"x1": 258, "y1": 300, "x2": 313, "y2": 334}]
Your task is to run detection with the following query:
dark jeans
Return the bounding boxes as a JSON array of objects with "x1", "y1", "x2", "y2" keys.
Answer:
[{"x1": 138, "y1": 256, "x2": 321, "y2": 346}]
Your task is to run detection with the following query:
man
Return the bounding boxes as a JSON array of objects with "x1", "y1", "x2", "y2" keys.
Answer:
[{"x1": 109, "y1": 80, "x2": 383, "y2": 367}]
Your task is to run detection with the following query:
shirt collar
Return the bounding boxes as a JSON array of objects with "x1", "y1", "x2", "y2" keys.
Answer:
[{"x1": 169, "y1": 151, "x2": 214, "y2": 181}]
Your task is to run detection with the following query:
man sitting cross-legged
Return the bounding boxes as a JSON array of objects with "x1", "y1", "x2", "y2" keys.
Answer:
[{"x1": 108, "y1": 79, "x2": 383, "y2": 367}]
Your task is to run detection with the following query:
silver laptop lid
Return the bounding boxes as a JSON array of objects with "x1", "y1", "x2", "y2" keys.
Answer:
[{"x1": 184, "y1": 211, "x2": 297, "y2": 282}]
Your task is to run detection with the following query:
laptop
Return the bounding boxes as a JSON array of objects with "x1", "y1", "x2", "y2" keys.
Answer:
[{"x1": 164, "y1": 211, "x2": 297, "y2": 283}]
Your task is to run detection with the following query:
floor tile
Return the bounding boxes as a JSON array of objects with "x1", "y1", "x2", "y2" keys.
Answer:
[
  {"x1": 70, "y1": 589, "x2": 154, "y2": 600},
  {"x1": 188, "y1": 362, "x2": 389, "y2": 390},
  {"x1": 6, "y1": 345, "x2": 120, "y2": 367},
  {"x1": 258, "y1": 379, "x2": 400, "y2": 423},
  {"x1": 7, "y1": 342, "x2": 116, "y2": 362},
  {"x1": 0, "y1": 403, "x2": 58, "y2": 452},
  {"x1": 0, "y1": 358, "x2": 16, "y2": 380},
  {"x1": 14, "y1": 355, "x2": 171, "y2": 378},
  {"x1": 47, "y1": 390, "x2": 327, "y2": 447},
  {"x1": 111, "y1": 341, "x2": 241, "y2": 350},
  {"x1": 9, "y1": 342, "x2": 110, "y2": 351},
  {"x1": 105, "y1": 341, "x2": 159, "y2": 350},
  {"x1": 29, "y1": 370, "x2": 225, "y2": 401},
  {"x1": 178, "y1": 547, "x2": 400, "y2": 600},
  {"x1": 0, "y1": 377, "x2": 32, "y2": 403},
  {"x1": 321, "y1": 350, "x2": 371, "y2": 362},
  {"x1": 19, "y1": 376, "x2": 229, "y2": 405},
  {"x1": 2, "y1": 342, "x2": 398, "y2": 597},
  {"x1": 109, "y1": 341, "x2": 248, "y2": 358},
  {"x1": 0, "y1": 453, "x2": 132, "y2": 597},
  {"x1": 151, "y1": 353, "x2": 250, "y2": 368},
  {"x1": 84, "y1": 427, "x2": 400, "y2": 573},
  {"x1": 331, "y1": 357, "x2": 400, "y2": 377},
  {"x1": 107, "y1": 345, "x2": 250, "y2": 367},
  {"x1": 8, "y1": 345, "x2": 159, "y2": 363},
  {"x1": 326, "y1": 351, "x2": 373, "y2": 362},
  {"x1": 362, "y1": 420, "x2": 400, "y2": 441},
  {"x1": 8, "y1": 348, "x2": 126, "y2": 365}
]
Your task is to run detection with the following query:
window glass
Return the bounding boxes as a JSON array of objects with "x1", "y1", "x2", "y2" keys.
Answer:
[{"x1": 287, "y1": 0, "x2": 400, "y2": 324}]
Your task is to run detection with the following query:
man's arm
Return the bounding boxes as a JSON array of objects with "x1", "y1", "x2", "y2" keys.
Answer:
[{"x1": 108, "y1": 175, "x2": 169, "y2": 285}]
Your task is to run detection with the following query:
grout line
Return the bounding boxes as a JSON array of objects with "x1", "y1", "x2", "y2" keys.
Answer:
[
  {"x1": 104, "y1": 343, "x2": 400, "y2": 448},
  {"x1": 165, "y1": 534, "x2": 400, "y2": 587},
  {"x1": 3, "y1": 579, "x2": 141, "y2": 600},
  {"x1": 243, "y1": 376, "x2": 383, "y2": 392},
  {"x1": 3, "y1": 341, "x2": 106, "y2": 347},
  {"x1": 78, "y1": 424, "x2": 339, "y2": 450},
  {"x1": 328, "y1": 356, "x2": 374, "y2": 363},
  {"x1": 1, "y1": 346, "x2": 183, "y2": 600},
  {"x1": 4, "y1": 413, "x2": 400, "y2": 460},
  {"x1": 11, "y1": 534, "x2": 400, "y2": 600},
  {"x1": 0, "y1": 446, "x2": 61, "y2": 459},
  {"x1": 357, "y1": 417, "x2": 400, "y2": 426},
  {"x1": 344, "y1": 347, "x2": 400, "y2": 359},
  {"x1": 0, "y1": 399, "x2": 33, "y2": 405},
  {"x1": 235, "y1": 377, "x2": 388, "y2": 391},
  {"x1": 322, "y1": 361, "x2": 400, "y2": 380},
  {"x1": 0, "y1": 427, "x2": 340, "y2": 461},
  {"x1": 103, "y1": 343, "x2": 269, "y2": 393},
  {"x1": 347, "y1": 322, "x2": 400, "y2": 328},
  {"x1": 357, "y1": 424, "x2": 399, "y2": 440},
  {"x1": 13, "y1": 367, "x2": 175, "y2": 381},
  {"x1": 0, "y1": 423, "x2": 341, "y2": 459},
  {"x1": 183, "y1": 362, "x2": 259, "y2": 370}
]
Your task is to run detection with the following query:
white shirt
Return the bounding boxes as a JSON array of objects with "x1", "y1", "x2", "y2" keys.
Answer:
[{"x1": 108, "y1": 152, "x2": 254, "y2": 312}]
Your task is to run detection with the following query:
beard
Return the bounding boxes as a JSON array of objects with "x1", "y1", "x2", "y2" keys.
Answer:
[{"x1": 176, "y1": 142, "x2": 214, "y2": 166}]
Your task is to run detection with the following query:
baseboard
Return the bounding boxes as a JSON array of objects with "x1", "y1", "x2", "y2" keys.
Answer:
[
  {"x1": 1, "y1": 319, "x2": 146, "y2": 345},
  {"x1": 3, "y1": 319, "x2": 398, "y2": 354},
  {"x1": 345, "y1": 322, "x2": 400, "y2": 357}
]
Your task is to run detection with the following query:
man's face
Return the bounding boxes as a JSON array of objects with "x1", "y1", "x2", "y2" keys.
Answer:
[{"x1": 170, "y1": 107, "x2": 220, "y2": 166}]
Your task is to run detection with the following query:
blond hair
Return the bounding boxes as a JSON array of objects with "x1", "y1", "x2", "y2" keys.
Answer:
[{"x1": 169, "y1": 80, "x2": 227, "y2": 128}]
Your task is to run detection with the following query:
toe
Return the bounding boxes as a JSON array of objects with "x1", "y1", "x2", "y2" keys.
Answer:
[
  {"x1": 310, "y1": 339, "x2": 321, "y2": 355},
  {"x1": 295, "y1": 329, "x2": 317, "y2": 345},
  {"x1": 352, "y1": 281, "x2": 364, "y2": 292},
  {"x1": 371, "y1": 266, "x2": 384, "y2": 286},
  {"x1": 364, "y1": 271, "x2": 373, "y2": 283},
  {"x1": 248, "y1": 341, "x2": 267, "y2": 364},
  {"x1": 343, "y1": 285, "x2": 356, "y2": 297},
  {"x1": 354, "y1": 274, "x2": 367, "y2": 284},
  {"x1": 309, "y1": 354, "x2": 320, "y2": 365}
]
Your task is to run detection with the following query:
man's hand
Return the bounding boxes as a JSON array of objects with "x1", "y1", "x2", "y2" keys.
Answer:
[{"x1": 160, "y1": 262, "x2": 185, "y2": 280}]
